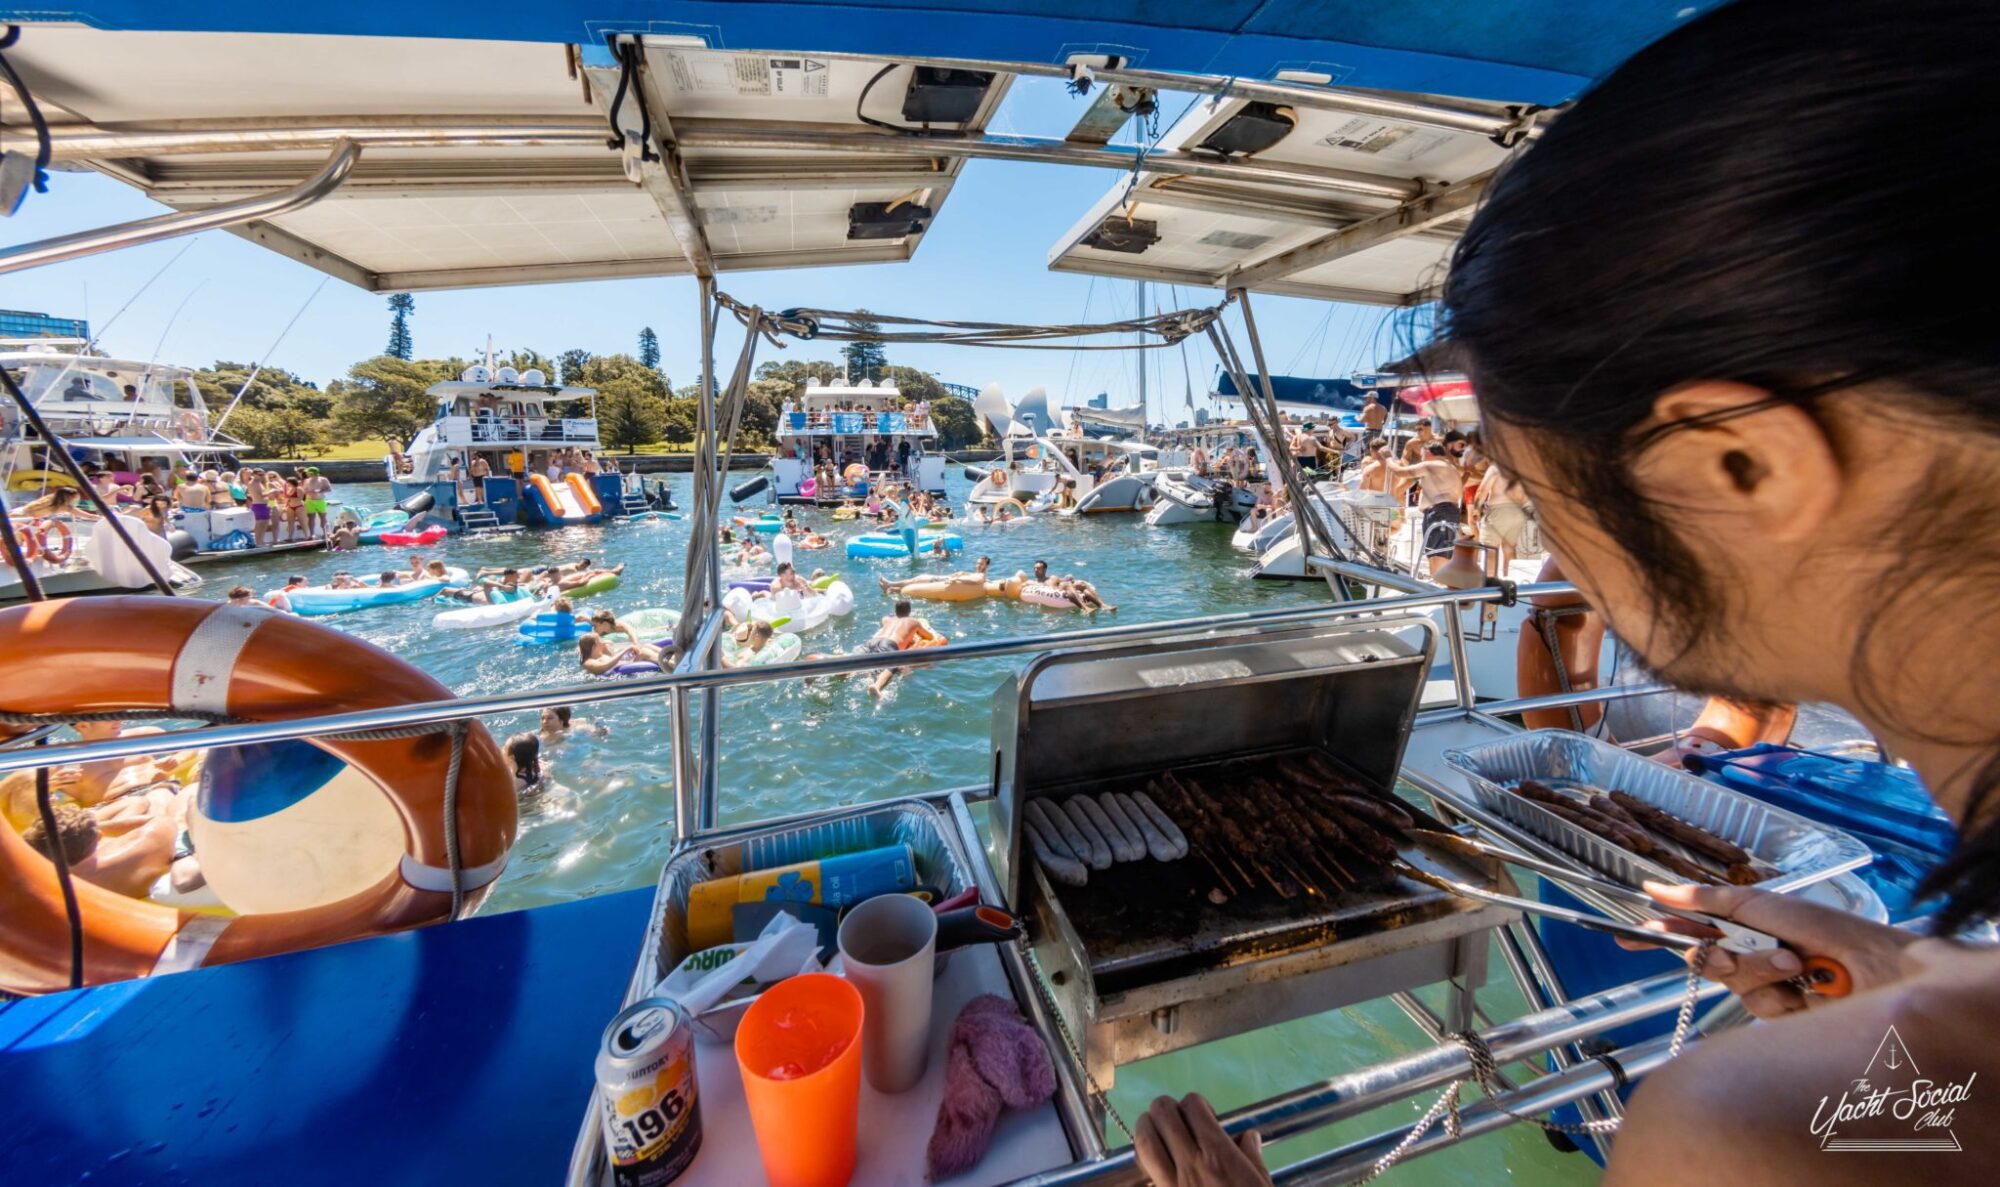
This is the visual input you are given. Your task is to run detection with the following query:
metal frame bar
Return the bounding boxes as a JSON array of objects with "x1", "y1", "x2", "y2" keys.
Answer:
[
  {"x1": 0, "y1": 582, "x2": 1572, "y2": 779},
  {"x1": 1011, "y1": 971, "x2": 1721, "y2": 1185},
  {"x1": 1227, "y1": 171, "x2": 1493, "y2": 287},
  {"x1": 0, "y1": 139, "x2": 359, "y2": 274}
]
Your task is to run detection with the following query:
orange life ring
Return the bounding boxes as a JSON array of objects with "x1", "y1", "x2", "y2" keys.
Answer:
[
  {"x1": 0, "y1": 597, "x2": 517, "y2": 995},
  {"x1": 11, "y1": 525, "x2": 38, "y2": 563},
  {"x1": 35, "y1": 520, "x2": 72, "y2": 564},
  {"x1": 1514, "y1": 556, "x2": 1795, "y2": 751}
]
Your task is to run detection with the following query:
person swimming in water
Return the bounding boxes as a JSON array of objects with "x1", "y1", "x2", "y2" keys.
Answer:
[
  {"x1": 577, "y1": 632, "x2": 664, "y2": 676},
  {"x1": 328, "y1": 571, "x2": 363, "y2": 590},
  {"x1": 765, "y1": 561, "x2": 812, "y2": 597},
  {"x1": 851, "y1": 600, "x2": 944, "y2": 695},
  {"x1": 441, "y1": 567, "x2": 523, "y2": 603},
  {"x1": 503, "y1": 731, "x2": 543, "y2": 794},
  {"x1": 539, "y1": 705, "x2": 609, "y2": 744}
]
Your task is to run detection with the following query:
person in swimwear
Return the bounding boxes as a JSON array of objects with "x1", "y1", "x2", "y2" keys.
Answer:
[
  {"x1": 375, "y1": 570, "x2": 403, "y2": 588},
  {"x1": 880, "y1": 555, "x2": 990, "y2": 596},
  {"x1": 21, "y1": 796, "x2": 179, "y2": 899},
  {"x1": 327, "y1": 518, "x2": 361, "y2": 551},
  {"x1": 265, "y1": 575, "x2": 307, "y2": 613},
  {"x1": 328, "y1": 571, "x2": 364, "y2": 590},
  {"x1": 38, "y1": 721, "x2": 172, "y2": 808},
  {"x1": 544, "y1": 561, "x2": 625, "y2": 593},
  {"x1": 851, "y1": 600, "x2": 944, "y2": 695},
  {"x1": 503, "y1": 732, "x2": 543, "y2": 795},
  {"x1": 764, "y1": 561, "x2": 812, "y2": 597},
  {"x1": 721, "y1": 620, "x2": 781, "y2": 669},
  {"x1": 577, "y1": 632, "x2": 664, "y2": 676},
  {"x1": 539, "y1": 705, "x2": 609, "y2": 745},
  {"x1": 799, "y1": 529, "x2": 831, "y2": 550},
  {"x1": 441, "y1": 568, "x2": 522, "y2": 603}
]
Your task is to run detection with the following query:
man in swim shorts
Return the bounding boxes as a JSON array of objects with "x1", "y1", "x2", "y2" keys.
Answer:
[
  {"x1": 578, "y1": 632, "x2": 663, "y2": 676},
  {"x1": 853, "y1": 600, "x2": 944, "y2": 695},
  {"x1": 767, "y1": 561, "x2": 812, "y2": 597},
  {"x1": 302, "y1": 467, "x2": 331, "y2": 538}
]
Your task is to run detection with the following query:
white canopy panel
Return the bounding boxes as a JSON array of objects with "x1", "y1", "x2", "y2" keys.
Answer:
[
  {"x1": 1048, "y1": 83, "x2": 1521, "y2": 305},
  {"x1": 5, "y1": 29, "x2": 1006, "y2": 290}
]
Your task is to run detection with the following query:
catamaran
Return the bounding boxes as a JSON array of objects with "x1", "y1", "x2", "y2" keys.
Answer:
[
  {"x1": 763, "y1": 375, "x2": 945, "y2": 504},
  {"x1": 0, "y1": 8, "x2": 1929, "y2": 1187}
]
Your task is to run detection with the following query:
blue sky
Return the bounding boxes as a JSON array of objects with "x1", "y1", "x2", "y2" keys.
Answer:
[{"x1": 0, "y1": 78, "x2": 1409, "y2": 421}]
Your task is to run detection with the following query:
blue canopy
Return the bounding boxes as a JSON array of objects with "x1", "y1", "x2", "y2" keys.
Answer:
[
  {"x1": 1215, "y1": 370, "x2": 1373, "y2": 414},
  {"x1": 1, "y1": 2, "x2": 1726, "y2": 103}
]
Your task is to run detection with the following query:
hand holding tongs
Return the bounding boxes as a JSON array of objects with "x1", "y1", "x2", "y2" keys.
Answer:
[{"x1": 1407, "y1": 829, "x2": 1854, "y2": 997}]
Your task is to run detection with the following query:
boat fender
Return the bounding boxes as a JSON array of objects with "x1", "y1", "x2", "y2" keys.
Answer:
[
  {"x1": 395, "y1": 490, "x2": 435, "y2": 516},
  {"x1": 0, "y1": 597, "x2": 516, "y2": 994},
  {"x1": 166, "y1": 529, "x2": 199, "y2": 562},
  {"x1": 730, "y1": 475, "x2": 770, "y2": 502},
  {"x1": 963, "y1": 467, "x2": 987, "y2": 483}
]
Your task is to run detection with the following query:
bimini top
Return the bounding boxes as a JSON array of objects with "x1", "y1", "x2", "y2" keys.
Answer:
[{"x1": 0, "y1": 4, "x2": 1721, "y2": 302}]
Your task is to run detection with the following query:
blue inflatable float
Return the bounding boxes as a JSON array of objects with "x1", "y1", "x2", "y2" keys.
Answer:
[{"x1": 845, "y1": 527, "x2": 964, "y2": 559}]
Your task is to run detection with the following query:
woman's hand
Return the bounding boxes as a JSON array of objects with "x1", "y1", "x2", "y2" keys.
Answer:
[
  {"x1": 1624, "y1": 881, "x2": 1919, "y2": 1018},
  {"x1": 1134, "y1": 1094, "x2": 1272, "y2": 1187}
]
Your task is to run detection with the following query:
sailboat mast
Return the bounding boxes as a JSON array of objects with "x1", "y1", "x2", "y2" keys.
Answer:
[{"x1": 1136, "y1": 279, "x2": 1148, "y2": 427}]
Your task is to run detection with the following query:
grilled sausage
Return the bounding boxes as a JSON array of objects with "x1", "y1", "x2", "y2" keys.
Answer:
[
  {"x1": 1325, "y1": 792, "x2": 1413, "y2": 841},
  {"x1": 1607, "y1": 790, "x2": 1755, "y2": 867},
  {"x1": 1024, "y1": 816, "x2": 1088, "y2": 887},
  {"x1": 1084, "y1": 794, "x2": 1144, "y2": 863},
  {"x1": 1117, "y1": 791, "x2": 1184, "y2": 861},
  {"x1": 1059, "y1": 797, "x2": 1114, "y2": 870},
  {"x1": 1024, "y1": 799, "x2": 1080, "y2": 863},
  {"x1": 1096, "y1": 792, "x2": 1151, "y2": 862}
]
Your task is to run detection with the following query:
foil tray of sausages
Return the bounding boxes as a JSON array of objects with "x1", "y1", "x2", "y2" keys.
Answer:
[{"x1": 1444, "y1": 729, "x2": 1871, "y2": 895}]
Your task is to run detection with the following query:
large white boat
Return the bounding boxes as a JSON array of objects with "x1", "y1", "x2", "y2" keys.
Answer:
[
  {"x1": 0, "y1": 341, "x2": 239, "y2": 597},
  {"x1": 388, "y1": 364, "x2": 637, "y2": 530},
  {"x1": 766, "y1": 377, "x2": 944, "y2": 503}
]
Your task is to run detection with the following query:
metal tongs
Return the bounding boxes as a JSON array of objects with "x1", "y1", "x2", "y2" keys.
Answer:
[{"x1": 1406, "y1": 828, "x2": 1854, "y2": 997}]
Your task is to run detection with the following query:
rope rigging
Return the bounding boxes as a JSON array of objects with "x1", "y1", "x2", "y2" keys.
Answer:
[{"x1": 714, "y1": 291, "x2": 1229, "y2": 352}]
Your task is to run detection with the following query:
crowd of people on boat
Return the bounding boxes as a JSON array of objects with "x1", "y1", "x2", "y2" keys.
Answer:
[{"x1": 13, "y1": 461, "x2": 342, "y2": 549}]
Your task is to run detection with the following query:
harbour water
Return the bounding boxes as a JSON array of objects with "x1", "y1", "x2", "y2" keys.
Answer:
[{"x1": 193, "y1": 469, "x2": 1596, "y2": 1183}]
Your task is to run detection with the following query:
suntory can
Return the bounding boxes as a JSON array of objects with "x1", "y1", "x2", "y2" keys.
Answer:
[{"x1": 596, "y1": 997, "x2": 703, "y2": 1186}]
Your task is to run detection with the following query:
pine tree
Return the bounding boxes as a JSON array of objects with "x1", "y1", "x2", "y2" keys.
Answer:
[
  {"x1": 841, "y1": 310, "x2": 888, "y2": 381},
  {"x1": 558, "y1": 349, "x2": 593, "y2": 385},
  {"x1": 385, "y1": 293, "x2": 415, "y2": 360},
  {"x1": 638, "y1": 326, "x2": 661, "y2": 371}
]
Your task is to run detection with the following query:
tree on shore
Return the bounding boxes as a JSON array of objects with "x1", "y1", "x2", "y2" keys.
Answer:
[
  {"x1": 638, "y1": 326, "x2": 661, "y2": 371},
  {"x1": 385, "y1": 293, "x2": 415, "y2": 360},
  {"x1": 840, "y1": 310, "x2": 887, "y2": 382}
]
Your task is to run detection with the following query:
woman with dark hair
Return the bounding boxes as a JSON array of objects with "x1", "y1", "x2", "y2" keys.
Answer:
[
  {"x1": 1137, "y1": 3, "x2": 2000, "y2": 1185},
  {"x1": 503, "y1": 731, "x2": 542, "y2": 794}
]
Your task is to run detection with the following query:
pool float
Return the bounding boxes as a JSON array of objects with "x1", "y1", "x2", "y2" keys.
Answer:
[
  {"x1": 380, "y1": 524, "x2": 448, "y2": 547},
  {"x1": 831, "y1": 506, "x2": 858, "y2": 521},
  {"x1": 842, "y1": 462, "x2": 868, "y2": 484},
  {"x1": 799, "y1": 477, "x2": 818, "y2": 498},
  {"x1": 736, "y1": 515, "x2": 784, "y2": 534},
  {"x1": 607, "y1": 661, "x2": 663, "y2": 677},
  {"x1": 811, "y1": 572, "x2": 842, "y2": 590},
  {"x1": 625, "y1": 510, "x2": 682, "y2": 521},
  {"x1": 0, "y1": 597, "x2": 515, "y2": 994},
  {"x1": 598, "y1": 607, "x2": 682, "y2": 643},
  {"x1": 720, "y1": 629, "x2": 804, "y2": 667},
  {"x1": 516, "y1": 610, "x2": 589, "y2": 645},
  {"x1": 844, "y1": 531, "x2": 964, "y2": 559},
  {"x1": 364, "y1": 567, "x2": 467, "y2": 585},
  {"x1": 562, "y1": 573, "x2": 621, "y2": 599},
  {"x1": 353, "y1": 507, "x2": 410, "y2": 545},
  {"x1": 1018, "y1": 581, "x2": 1078, "y2": 609},
  {"x1": 285, "y1": 577, "x2": 447, "y2": 617},
  {"x1": 433, "y1": 591, "x2": 553, "y2": 630},
  {"x1": 728, "y1": 575, "x2": 775, "y2": 593},
  {"x1": 896, "y1": 575, "x2": 993, "y2": 603},
  {"x1": 723, "y1": 581, "x2": 854, "y2": 635}
]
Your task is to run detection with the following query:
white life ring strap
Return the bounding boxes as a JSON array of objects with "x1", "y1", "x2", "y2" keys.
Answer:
[
  {"x1": 399, "y1": 851, "x2": 508, "y2": 895},
  {"x1": 170, "y1": 604, "x2": 268, "y2": 717},
  {"x1": 152, "y1": 914, "x2": 231, "y2": 976}
]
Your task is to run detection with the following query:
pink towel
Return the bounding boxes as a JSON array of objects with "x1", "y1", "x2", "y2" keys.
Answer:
[{"x1": 926, "y1": 994, "x2": 1057, "y2": 1179}]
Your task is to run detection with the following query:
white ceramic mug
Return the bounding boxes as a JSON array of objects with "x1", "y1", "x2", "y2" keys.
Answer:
[{"x1": 837, "y1": 892, "x2": 938, "y2": 1093}]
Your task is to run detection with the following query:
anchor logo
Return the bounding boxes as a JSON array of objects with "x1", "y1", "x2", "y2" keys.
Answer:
[{"x1": 1809, "y1": 1024, "x2": 1976, "y2": 1153}]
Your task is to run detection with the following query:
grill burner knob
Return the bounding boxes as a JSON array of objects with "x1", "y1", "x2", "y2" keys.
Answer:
[{"x1": 1151, "y1": 1006, "x2": 1181, "y2": 1036}]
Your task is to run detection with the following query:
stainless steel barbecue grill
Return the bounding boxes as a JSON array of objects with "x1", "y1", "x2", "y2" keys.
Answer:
[{"x1": 991, "y1": 615, "x2": 1521, "y2": 1088}]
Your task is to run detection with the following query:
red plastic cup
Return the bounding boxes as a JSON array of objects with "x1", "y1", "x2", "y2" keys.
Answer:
[{"x1": 734, "y1": 973, "x2": 865, "y2": 1187}]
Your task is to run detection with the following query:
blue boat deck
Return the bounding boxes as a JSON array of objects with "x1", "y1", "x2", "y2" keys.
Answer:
[{"x1": 1, "y1": 890, "x2": 650, "y2": 1185}]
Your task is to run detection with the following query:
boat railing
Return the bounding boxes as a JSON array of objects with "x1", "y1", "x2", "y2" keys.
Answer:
[
  {"x1": 434, "y1": 414, "x2": 598, "y2": 445},
  {"x1": 0, "y1": 579, "x2": 1611, "y2": 827}
]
